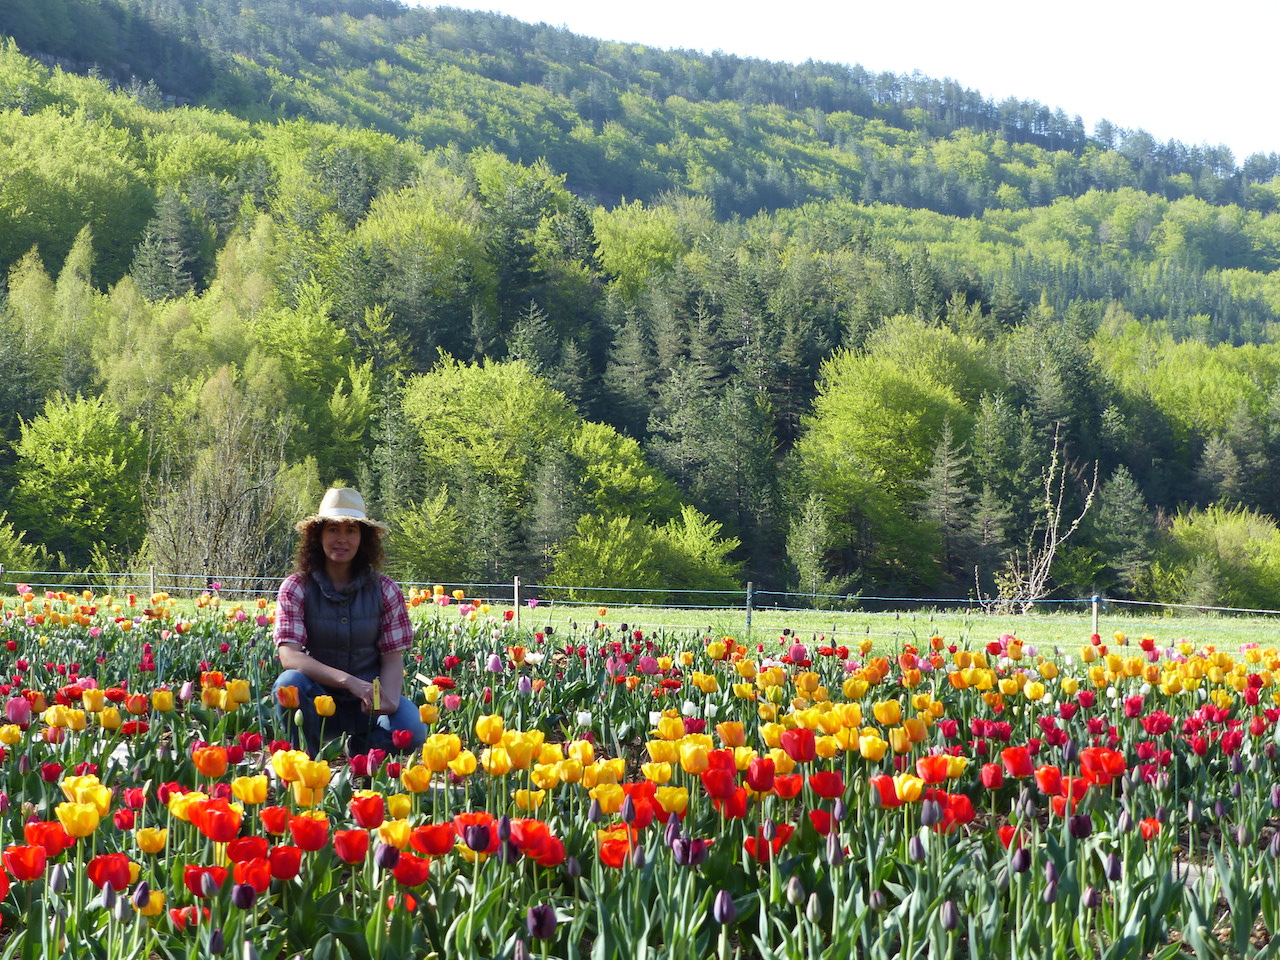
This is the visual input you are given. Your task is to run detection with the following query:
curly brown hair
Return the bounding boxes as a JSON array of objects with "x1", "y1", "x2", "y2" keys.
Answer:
[{"x1": 294, "y1": 520, "x2": 386, "y2": 579}]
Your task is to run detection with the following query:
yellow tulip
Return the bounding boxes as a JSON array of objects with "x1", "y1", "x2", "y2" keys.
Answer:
[
  {"x1": 314, "y1": 696, "x2": 336, "y2": 717},
  {"x1": 859, "y1": 735, "x2": 888, "y2": 762},
  {"x1": 715, "y1": 722, "x2": 746, "y2": 748},
  {"x1": 232, "y1": 776, "x2": 268, "y2": 805},
  {"x1": 513, "y1": 789, "x2": 545, "y2": 811},
  {"x1": 557, "y1": 758, "x2": 584, "y2": 783},
  {"x1": 653, "y1": 716, "x2": 685, "y2": 741},
  {"x1": 566, "y1": 740, "x2": 595, "y2": 765},
  {"x1": 530, "y1": 762, "x2": 561, "y2": 790},
  {"x1": 135, "y1": 827, "x2": 167, "y2": 854},
  {"x1": 56, "y1": 801, "x2": 101, "y2": 838},
  {"x1": 81, "y1": 688, "x2": 106, "y2": 712},
  {"x1": 447, "y1": 750, "x2": 477, "y2": 777},
  {"x1": 401, "y1": 764, "x2": 434, "y2": 792},
  {"x1": 480, "y1": 746, "x2": 513, "y2": 776},
  {"x1": 654, "y1": 786, "x2": 689, "y2": 818},
  {"x1": 378, "y1": 819, "x2": 412, "y2": 849},
  {"x1": 589, "y1": 783, "x2": 624, "y2": 814},
  {"x1": 0, "y1": 725, "x2": 20, "y2": 745},
  {"x1": 386, "y1": 794, "x2": 413, "y2": 820},
  {"x1": 872, "y1": 700, "x2": 902, "y2": 726},
  {"x1": 138, "y1": 890, "x2": 165, "y2": 917},
  {"x1": 641, "y1": 761, "x2": 673, "y2": 783},
  {"x1": 678, "y1": 741, "x2": 709, "y2": 775},
  {"x1": 475, "y1": 714, "x2": 505, "y2": 746},
  {"x1": 646, "y1": 740, "x2": 679, "y2": 764},
  {"x1": 98, "y1": 707, "x2": 122, "y2": 731},
  {"x1": 151, "y1": 689, "x2": 175, "y2": 712}
]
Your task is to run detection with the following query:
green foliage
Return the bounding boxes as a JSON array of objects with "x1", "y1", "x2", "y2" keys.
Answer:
[
  {"x1": 1149, "y1": 504, "x2": 1280, "y2": 610},
  {"x1": 10, "y1": 393, "x2": 146, "y2": 568},
  {"x1": 0, "y1": 511, "x2": 44, "y2": 573},
  {"x1": 387, "y1": 487, "x2": 470, "y2": 584}
]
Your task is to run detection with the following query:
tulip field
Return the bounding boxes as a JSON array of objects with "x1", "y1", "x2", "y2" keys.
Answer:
[{"x1": 1, "y1": 586, "x2": 1279, "y2": 959}]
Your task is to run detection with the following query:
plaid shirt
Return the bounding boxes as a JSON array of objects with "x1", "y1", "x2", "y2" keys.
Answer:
[{"x1": 274, "y1": 572, "x2": 413, "y2": 656}]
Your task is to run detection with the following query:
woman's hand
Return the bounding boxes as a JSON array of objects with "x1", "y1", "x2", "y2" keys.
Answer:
[{"x1": 342, "y1": 675, "x2": 376, "y2": 713}]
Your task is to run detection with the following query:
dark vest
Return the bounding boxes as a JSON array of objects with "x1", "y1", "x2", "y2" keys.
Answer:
[{"x1": 303, "y1": 569, "x2": 382, "y2": 693}]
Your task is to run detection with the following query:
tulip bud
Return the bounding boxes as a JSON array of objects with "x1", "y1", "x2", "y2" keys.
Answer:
[
  {"x1": 712, "y1": 890, "x2": 736, "y2": 925},
  {"x1": 497, "y1": 815, "x2": 512, "y2": 843},
  {"x1": 825, "y1": 833, "x2": 845, "y2": 866},
  {"x1": 1269, "y1": 832, "x2": 1280, "y2": 859},
  {"x1": 941, "y1": 900, "x2": 959, "y2": 932},
  {"x1": 1116, "y1": 810, "x2": 1133, "y2": 833},
  {"x1": 1069, "y1": 815, "x2": 1092, "y2": 839},
  {"x1": 786, "y1": 877, "x2": 805, "y2": 907},
  {"x1": 113, "y1": 897, "x2": 133, "y2": 923},
  {"x1": 908, "y1": 836, "x2": 926, "y2": 863},
  {"x1": 1230, "y1": 754, "x2": 1244, "y2": 776},
  {"x1": 231, "y1": 884, "x2": 258, "y2": 911},
  {"x1": 1104, "y1": 852, "x2": 1121, "y2": 882},
  {"x1": 526, "y1": 904, "x2": 557, "y2": 940},
  {"x1": 833, "y1": 798, "x2": 848, "y2": 822},
  {"x1": 374, "y1": 843, "x2": 400, "y2": 871},
  {"x1": 587, "y1": 799, "x2": 602, "y2": 823},
  {"x1": 464, "y1": 824, "x2": 491, "y2": 853},
  {"x1": 1042, "y1": 880, "x2": 1058, "y2": 904},
  {"x1": 1187, "y1": 800, "x2": 1200, "y2": 824},
  {"x1": 132, "y1": 882, "x2": 151, "y2": 909},
  {"x1": 1155, "y1": 805, "x2": 1168, "y2": 824},
  {"x1": 1231, "y1": 781, "x2": 1242, "y2": 800},
  {"x1": 631, "y1": 845, "x2": 645, "y2": 869},
  {"x1": 869, "y1": 889, "x2": 887, "y2": 912},
  {"x1": 1215, "y1": 800, "x2": 1230, "y2": 819},
  {"x1": 664, "y1": 819, "x2": 682, "y2": 848},
  {"x1": 50, "y1": 864, "x2": 67, "y2": 894},
  {"x1": 565, "y1": 856, "x2": 581, "y2": 879},
  {"x1": 806, "y1": 893, "x2": 823, "y2": 924},
  {"x1": 100, "y1": 885, "x2": 118, "y2": 911},
  {"x1": 1083, "y1": 886, "x2": 1101, "y2": 909},
  {"x1": 762, "y1": 819, "x2": 776, "y2": 842},
  {"x1": 517, "y1": 676, "x2": 533, "y2": 696},
  {"x1": 1044, "y1": 861, "x2": 1058, "y2": 883},
  {"x1": 1271, "y1": 784, "x2": 1280, "y2": 811},
  {"x1": 1011, "y1": 848, "x2": 1030, "y2": 874},
  {"x1": 514, "y1": 941, "x2": 531, "y2": 960},
  {"x1": 1237, "y1": 823, "x2": 1252, "y2": 846},
  {"x1": 920, "y1": 799, "x2": 942, "y2": 828},
  {"x1": 210, "y1": 928, "x2": 226, "y2": 955},
  {"x1": 620, "y1": 795, "x2": 636, "y2": 825},
  {"x1": 1060, "y1": 738, "x2": 1078, "y2": 763}
]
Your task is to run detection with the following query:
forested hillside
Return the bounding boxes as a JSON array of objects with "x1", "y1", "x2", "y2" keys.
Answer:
[{"x1": 3, "y1": 0, "x2": 1280, "y2": 608}]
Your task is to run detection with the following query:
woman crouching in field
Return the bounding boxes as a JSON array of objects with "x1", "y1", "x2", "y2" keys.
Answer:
[{"x1": 272, "y1": 487, "x2": 427, "y2": 755}]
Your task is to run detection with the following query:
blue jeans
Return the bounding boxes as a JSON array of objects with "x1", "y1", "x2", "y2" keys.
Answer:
[{"x1": 272, "y1": 668, "x2": 427, "y2": 755}]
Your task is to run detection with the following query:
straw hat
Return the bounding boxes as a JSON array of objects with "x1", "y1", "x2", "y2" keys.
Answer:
[{"x1": 295, "y1": 487, "x2": 389, "y2": 534}]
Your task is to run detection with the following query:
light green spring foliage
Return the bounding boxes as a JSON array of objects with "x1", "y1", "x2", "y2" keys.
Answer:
[
  {"x1": 10, "y1": 394, "x2": 146, "y2": 568},
  {"x1": 1150, "y1": 503, "x2": 1280, "y2": 611}
]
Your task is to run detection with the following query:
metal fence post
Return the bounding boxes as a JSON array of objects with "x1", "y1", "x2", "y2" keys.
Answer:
[
  {"x1": 1092, "y1": 595, "x2": 1100, "y2": 638},
  {"x1": 513, "y1": 576, "x2": 521, "y2": 631},
  {"x1": 745, "y1": 581, "x2": 754, "y2": 636}
]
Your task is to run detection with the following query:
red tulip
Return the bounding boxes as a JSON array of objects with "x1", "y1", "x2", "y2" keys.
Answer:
[
  {"x1": 1079, "y1": 747, "x2": 1126, "y2": 786},
  {"x1": 808, "y1": 771, "x2": 845, "y2": 799},
  {"x1": 233, "y1": 857, "x2": 272, "y2": 893},
  {"x1": 808, "y1": 810, "x2": 833, "y2": 836},
  {"x1": 410, "y1": 823, "x2": 456, "y2": 857},
  {"x1": 391, "y1": 852, "x2": 431, "y2": 886},
  {"x1": 288, "y1": 814, "x2": 330, "y2": 852},
  {"x1": 349, "y1": 795, "x2": 385, "y2": 830},
  {"x1": 23, "y1": 822, "x2": 73, "y2": 858},
  {"x1": 745, "y1": 757, "x2": 775, "y2": 794},
  {"x1": 1139, "y1": 817, "x2": 1161, "y2": 840},
  {"x1": 700, "y1": 769, "x2": 738, "y2": 801},
  {"x1": 1001, "y1": 746, "x2": 1034, "y2": 778},
  {"x1": 915, "y1": 755, "x2": 950, "y2": 785},
  {"x1": 183, "y1": 864, "x2": 229, "y2": 898},
  {"x1": 1033, "y1": 765, "x2": 1063, "y2": 796},
  {"x1": 979, "y1": 763, "x2": 1004, "y2": 790},
  {"x1": 260, "y1": 805, "x2": 290, "y2": 835},
  {"x1": 780, "y1": 728, "x2": 816, "y2": 764},
  {"x1": 869, "y1": 774, "x2": 902, "y2": 809},
  {"x1": 713, "y1": 786, "x2": 749, "y2": 819},
  {"x1": 2, "y1": 845, "x2": 46, "y2": 881},
  {"x1": 227, "y1": 836, "x2": 270, "y2": 864},
  {"x1": 743, "y1": 823, "x2": 795, "y2": 863},
  {"x1": 334, "y1": 830, "x2": 370, "y2": 864},
  {"x1": 190, "y1": 797, "x2": 243, "y2": 844},
  {"x1": 268, "y1": 845, "x2": 302, "y2": 880},
  {"x1": 773, "y1": 774, "x2": 803, "y2": 799}
]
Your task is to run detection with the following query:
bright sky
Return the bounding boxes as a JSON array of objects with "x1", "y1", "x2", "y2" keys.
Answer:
[{"x1": 410, "y1": 0, "x2": 1279, "y2": 163}]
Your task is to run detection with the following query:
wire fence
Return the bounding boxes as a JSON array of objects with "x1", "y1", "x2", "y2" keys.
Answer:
[{"x1": 7, "y1": 564, "x2": 1280, "y2": 648}]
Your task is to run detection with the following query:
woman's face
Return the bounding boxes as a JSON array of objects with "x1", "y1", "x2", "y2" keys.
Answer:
[{"x1": 321, "y1": 520, "x2": 362, "y2": 568}]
